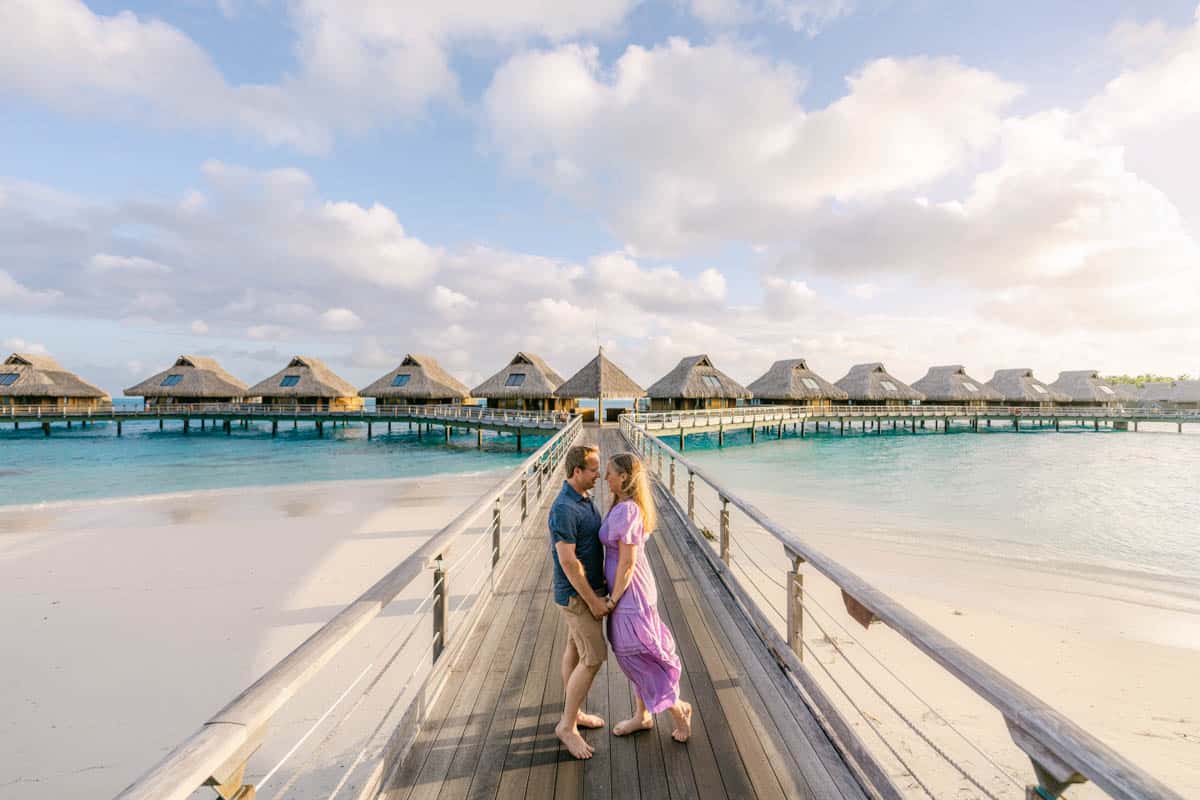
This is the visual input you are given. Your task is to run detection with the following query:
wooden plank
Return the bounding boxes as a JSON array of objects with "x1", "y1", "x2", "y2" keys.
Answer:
[
  {"x1": 465, "y1": 545, "x2": 556, "y2": 800},
  {"x1": 647, "y1": 536, "x2": 756, "y2": 800},
  {"x1": 493, "y1": 568, "x2": 563, "y2": 800},
  {"x1": 434, "y1": 530, "x2": 549, "y2": 800},
  {"x1": 606, "y1": 629, "x2": 642, "y2": 800},
  {"x1": 581, "y1": 656, "x2": 613, "y2": 800},
  {"x1": 522, "y1": 608, "x2": 568, "y2": 798},
  {"x1": 633, "y1": 677, "x2": 671, "y2": 800}
]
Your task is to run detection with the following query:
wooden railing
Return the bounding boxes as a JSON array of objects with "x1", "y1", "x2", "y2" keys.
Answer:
[
  {"x1": 114, "y1": 415, "x2": 582, "y2": 800},
  {"x1": 620, "y1": 413, "x2": 1183, "y2": 800},
  {"x1": 0, "y1": 402, "x2": 571, "y2": 426}
]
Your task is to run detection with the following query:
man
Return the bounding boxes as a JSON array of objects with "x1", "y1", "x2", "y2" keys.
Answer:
[{"x1": 549, "y1": 443, "x2": 609, "y2": 759}]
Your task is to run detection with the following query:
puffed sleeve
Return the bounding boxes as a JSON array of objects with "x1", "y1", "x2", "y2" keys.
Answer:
[{"x1": 612, "y1": 501, "x2": 645, "y2": 546}]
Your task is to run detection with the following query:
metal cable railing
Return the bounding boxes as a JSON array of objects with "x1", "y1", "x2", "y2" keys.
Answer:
[{"x1": 620, "y1": 413, "x2": 1184, "y2": 800}]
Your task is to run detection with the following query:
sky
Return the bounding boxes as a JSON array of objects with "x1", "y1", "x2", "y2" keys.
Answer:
[{"x1": 2, "y1": 0, "x2": 1199, "y2": 395}]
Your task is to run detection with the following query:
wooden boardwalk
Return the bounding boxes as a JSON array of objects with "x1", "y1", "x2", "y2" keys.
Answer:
[{"x1": 376, "y1": 428, "x2": 872, "y2": 800}]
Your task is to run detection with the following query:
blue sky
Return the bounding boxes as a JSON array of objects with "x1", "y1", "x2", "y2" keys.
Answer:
[{"x1": 2, "y1": 1, "x2": 1199, "y2": 393}]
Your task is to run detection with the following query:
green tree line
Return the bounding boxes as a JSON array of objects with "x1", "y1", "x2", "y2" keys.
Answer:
[{"x1": 1103, "y1": 374, "x2": 1193, "y2": 387}]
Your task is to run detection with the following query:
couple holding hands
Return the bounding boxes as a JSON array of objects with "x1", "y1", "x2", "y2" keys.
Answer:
[{"x1": 549, "y1": 444, "x2": 692, "y2": 760}]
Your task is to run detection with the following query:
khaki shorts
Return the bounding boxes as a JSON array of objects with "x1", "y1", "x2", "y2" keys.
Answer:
[{"x1": 562, "y1": 595, "x2": 608, "y2": 666}]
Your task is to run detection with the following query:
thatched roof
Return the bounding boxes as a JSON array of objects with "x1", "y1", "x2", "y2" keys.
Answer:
[
  {"x1": 554, "y1": 348, "x2": 645, "y2": 399},
  {"x1": 833, "y1": 363, "x2": 924, "y2": 402},
  {"x1": 745, "y1": 358, "x2": 847, "y2": 401},
  {"x1": 0, "y1": 353, "x2": 109, "y2": 399},
  {"x1": 1111, "y1": 382, "x2": 1140, "y2": 402},
  {"x1": 911, "y1": 365, "x2": 1003, "y2": 403},
  {"x1": 645, "y1": 355, "x2": 752, "y2": 400},
  {"x1": 247, "y1": 356, "x2": 359, "y2": 398},
  {"x1": 359, "y1": 354, "x2": 471, "y2": 401},
  {"x1": 984, "y1": 369, "x2": 1068, "y2": 403},
  {"x1": 124, "y1": 355, "x2": 249, "y2": 399},
  {"x1": 1138, "y1": 381, "x2": 1175, "y2": 403},
  {"x1": 471, "y1": 352, "x2": 565, "y2": 399},
  {"x1": 1048, "y1": 370, "x2": 1120, "y2": 403},
  {"x1": 1170, "y1": 380, "x2": 1200, "y2": 404}
]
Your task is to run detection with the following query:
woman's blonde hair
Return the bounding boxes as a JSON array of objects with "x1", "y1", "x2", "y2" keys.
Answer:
[{"x1": 608, "y1": 452, "x2": 657, "y2": 535}]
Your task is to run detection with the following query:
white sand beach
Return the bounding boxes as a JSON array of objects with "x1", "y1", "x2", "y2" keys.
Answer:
[
  {"x1": 729, "y1": 490, "x2": 1200, "y2": 798},
  {"x1": 0, "y1": 473, "x2": 504, "y2": 799}
]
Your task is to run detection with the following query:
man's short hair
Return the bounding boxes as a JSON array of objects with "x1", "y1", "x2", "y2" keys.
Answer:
[{"x1": 565, "y1": 444, "x2": 600, "y2": 478}]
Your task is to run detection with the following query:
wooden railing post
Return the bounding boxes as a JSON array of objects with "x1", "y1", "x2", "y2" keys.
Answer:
[
  {"x1": 787, "y1": 553, "x2": 805, "y2": 661},
  {"x1": 687, "y1": 471, "x2": 696, "y2": 522},
  {"x1": 492, "y1": 498, "x2": 502, "y2": 567},
  {"x1": 521, "y1": 476, "x2": 528, "y2": 521},
  {"x1": 433, "y1": 556, "x2": 448, "y2": 662},
  {"x1": 719, "y1": 497, "x2": 731, "y2": 565},
  {"x1": 669, "y1": 457, "x2": 676, "y2": 494}
]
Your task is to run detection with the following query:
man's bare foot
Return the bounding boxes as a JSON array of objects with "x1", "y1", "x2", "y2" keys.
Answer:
[
  {"x1": 612, "y1": 714, "x2": 654, "y2": 736},
  {"x1": 556, "y1": 722, "x2": 594, "y2": 759},
  {"x1": 670, "y1": 701, "x2": 692, "y2": 742},
  {"x1": 577, "y1": 711, "x2": 605, "y2": 729}
]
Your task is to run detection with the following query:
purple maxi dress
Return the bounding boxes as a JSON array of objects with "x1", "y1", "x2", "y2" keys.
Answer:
[{"x1": 600, "y1": 500, "x2": 682, "y2": 714}]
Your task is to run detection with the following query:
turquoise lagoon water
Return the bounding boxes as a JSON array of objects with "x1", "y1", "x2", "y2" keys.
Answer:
[
  {"x1": 675, "y1": 424, "x2": 1200, "y2": 584},
  {"x1": 0, "y1": 419, "x2": 548, "y2": 507}
]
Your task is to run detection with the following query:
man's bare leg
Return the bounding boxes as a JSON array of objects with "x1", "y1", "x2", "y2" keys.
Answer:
[
  {"x1": 613, "y1": 693, "x2": 654, "y2": 736},
  {"x1": 556, "y1": 661, "x2": 603, "y2": 759},
  {"x1": 561, "y1": 639, "x2": 604, "y2": 729}
]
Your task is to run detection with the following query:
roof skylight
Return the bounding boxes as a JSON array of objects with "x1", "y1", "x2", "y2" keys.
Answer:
[
  {"x1": 280, "y1": 375, "x2": 300, "y2": 387},
  {"x1": 505, "y1": 373, "x2": 526, "y2": 387},
  {"x1": 391, "y1": 374, "x2": 412, "y2": 387},
  {"x1": 0, "y1": 373, "x2": 18, "y2": 386},
  {"x1": 880, "y1": 380, "x2": 897, "y2": 392},
  {"x1": 963, "y1": 382, "x2": 979, "y2": 392},
  {"x1": 800, "y1": 377, "x2": 819, "y2": 391},
  {"x1": 160, "y1": 374, "x2": 183, "y2": 387}
]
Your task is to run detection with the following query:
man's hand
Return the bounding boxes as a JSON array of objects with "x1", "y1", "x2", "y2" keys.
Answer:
[{"x1": 587, "y1": 596, "x2": 610, "y2": 619}]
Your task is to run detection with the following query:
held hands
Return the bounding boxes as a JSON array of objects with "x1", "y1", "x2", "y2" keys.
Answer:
[{"x1": 588, "y1": 595, "x2": 616, "y2": 619}]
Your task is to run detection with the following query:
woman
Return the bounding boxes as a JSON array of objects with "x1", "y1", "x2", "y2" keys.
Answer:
[{"x1": 600, "y1": 452, "x2": 692, "y2": 742}]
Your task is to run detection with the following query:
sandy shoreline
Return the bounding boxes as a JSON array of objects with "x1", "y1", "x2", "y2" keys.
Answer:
[{"x1": 0, "y1": 472, "x2": 504, "y2": 799}]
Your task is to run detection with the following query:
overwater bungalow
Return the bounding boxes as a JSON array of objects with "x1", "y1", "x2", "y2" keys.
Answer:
[
  {"x1": 124, "y1": 355, "x2": 251, "y2": 407},
  {"x1": 746, "y1": 358, "x2": 847, "y2": 409},
  {"x1": 359, "y1": 354, "x2": 472, "y2": 406},
  {"x1": 247, "y1": 356, "x2": 363, "y2": 411},
  {"x1": 833, "y1": 363, "x2": 924, "y2": 406},
  {"x1": 1139, "y1": 381, "x2": 1176, "y2": 407},
  {"x1": 471, "y1": 352, "x2": 575, "y2": 413},
  {"x1": 0, "y1": 353, "x2": 109, "y2": 410},
  {"x1": 1111, "y1": 382, "x2": 1140, "y2": 407},
  {"x1": 645, "y1": 354, "x2": 751, "y2": 411},
  {"x1": 553, "y1": 347, "x2": 645, "y2": 423},
  {"x1": 983, "y1": 368, "x2": 1066, "y2": 408},
  {"x1": 1048, "y1": 370, "x2": 1120, "y2": 407},
  {"x1": 911, "y1": 365, "x2": 1003, "y2": 408},
  {"x1": 1168, "y1": 380, "x2": 1200, "y2": 409}
]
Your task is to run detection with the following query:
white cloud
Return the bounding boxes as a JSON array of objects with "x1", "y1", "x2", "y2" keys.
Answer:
[
  {"x1": 318, "y1": 307, "x2": 364, "y2": 332},
  {"x1": 0, "y1": 0, "x2": 640, "y2": 152},
  {"x1": 247, "y1": 324, "x2": 291, "y2": 341},
  {"x1": 88, "y1": 253, "x2": 172, "y2": 273},
  {"x1": 430, "y1": 285, "x2": 478, "y2": 318},
  {"x1": 0, "y1": 269, "x2": 62, "y2": 307},
  {"x1": 2, "y1": 337, "x2": 48, "y2": 354},
  {"x1": 762, "y1": 275, "x2": 816, "y2": 318},
  {"x1": 849, "y1": 282, "x2": 880, "y2": 300},
  {"x1": 485, "y1": 40, "x2": 1020, "y2": 253},
  {"x1": 190, "y1": 320, "x2": 209, "y2": 335}
]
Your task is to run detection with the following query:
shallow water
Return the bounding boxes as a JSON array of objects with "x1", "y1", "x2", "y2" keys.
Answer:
[
  {"x1": 0, "y1": 419, "x2": 548, "y2": 506},
  {"x1": 676, "y1": 422, "x2": 1200, "y2": 583}
]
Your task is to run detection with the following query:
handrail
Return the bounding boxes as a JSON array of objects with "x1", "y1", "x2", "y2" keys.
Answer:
[
  {"x1": 620, "y1": 414, "x2": 1182, "y2": 800},
  {"x1": 626, "y1": 404, "x2": 1200, "y2": 426},
  {"x1": 116, "y1": 415, "x2": 582, "y2": 800}
]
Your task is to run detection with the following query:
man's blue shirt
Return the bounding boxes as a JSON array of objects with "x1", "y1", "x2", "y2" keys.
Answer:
[{"x1": 549, "y1": 480, "x2": 606, "y2": 607}]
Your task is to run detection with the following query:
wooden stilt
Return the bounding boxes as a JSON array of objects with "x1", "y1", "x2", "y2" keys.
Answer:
[
  {"x1": 117, "y1": 420, "x2": 122, "y2": 436},
  {"x1": 42, "y1": 422, "x2": 51, "y2": 437},
  {"x1": 516, "y1": 431, "x2": 522, "y2": 452}
]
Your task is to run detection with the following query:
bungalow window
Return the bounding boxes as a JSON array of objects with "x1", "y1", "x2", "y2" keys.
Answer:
[
  {"x1": 701, "y1": 375, "x2": 722, "y2": 390},
  {"x1": 505, "y1": 373, "x2": 526, "y2": 387},
  {"x1": 0, "y1": 373, "x2": 18, "y2": 386},
  {"x1": 963, "y1": 382, "x2": 979, "y2": 392},
  {"x1": 280, "y1": 375, "x2": 301, "y2": 387},
  {"x1": 160, "y1": 374, "x2": 183, "y2": 387},
  {"x1": 391, "y1": 374, "x2": 412, "y2": 387},
  {"x1": 880, "y1": 380, "x2": 897, "y2": 392},
  {"x1": 1032, "y1": 384, "x2": 1048, "y2": 394},
  {"x1": 800, "y1": 377, "x2": 819, "y2": 391}
]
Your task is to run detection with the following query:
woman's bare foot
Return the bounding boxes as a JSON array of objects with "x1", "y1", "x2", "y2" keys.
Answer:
[
  {"x1": 670, "y1": 701, "x2": 692, "y2": 742},
  {"x1": 555, "y1": 722, "x2": 595, "y2": 759},
  {"x1": 612, "y1": 713, "x2": 654, "y2": 736},
  {"x1": 576, "y1": 711, "x2": 605, "y2": 729}
]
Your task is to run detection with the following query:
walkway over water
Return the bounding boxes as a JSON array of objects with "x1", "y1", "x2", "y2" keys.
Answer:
[{"x1": 377, "y1": 427, "x2": 876, "y2": 800}]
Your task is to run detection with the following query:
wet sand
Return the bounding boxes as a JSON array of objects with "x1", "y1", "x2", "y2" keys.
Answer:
[{"x1": 0, "y1": 473, "x2": 503, "y2": 799}]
